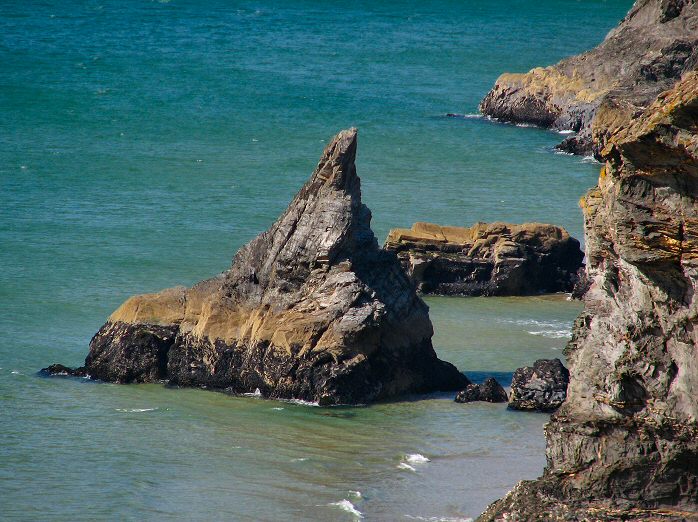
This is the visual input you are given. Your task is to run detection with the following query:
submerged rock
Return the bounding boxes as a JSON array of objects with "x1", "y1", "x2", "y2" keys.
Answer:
[
  {"x1": 384, "y1": 221, "x2": 583, "y2": 296},
  {"x1": 479, "y1": 0, "x2": 698, "y2": 155},
  {"x1": 455, "y1": 378, "x2": 508, "y2": 403},
  {"x1": 45, "y1": 129, "x2": 468, "y2": 405},
  {"x1": 40, "y1": 363, "x2": 88, "y2": 378},
  {"x1": 479, "y1": 73, "x2": 698, "y2": 521},
  {"x1": 508, "y1": 359, "x2": 569, "y2": 412}
]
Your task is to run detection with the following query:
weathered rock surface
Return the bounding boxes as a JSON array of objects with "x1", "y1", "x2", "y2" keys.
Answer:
[
  {"x1": 570, "y1": 267, "x2": 592, "y2": 300},
  {"x1": 479, "y1": 73, "x2": 698, "y2": 520},
  {"x1": 508, "y1": 358, "x2": 569, "y2": 412},
  {"x1": 384, "y1": 221, "x2": 584, "y2": 296},
  {"x1": 455, "y1": 377, "x2": 508, "y2": 403},
  {"x1": 44, "y1": 129, "x2": 468, "y2": 405},
  {"x1": 479, "y1": 0, "x2": 698, "y2": 155}
]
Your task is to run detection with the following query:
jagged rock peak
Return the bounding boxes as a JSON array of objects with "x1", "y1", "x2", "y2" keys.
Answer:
[
  {"x1": 223, "y1": 127, "x2": 376, "y2": 305},
  {"x1": 43, "y1": 128, "x2": 468, "y2": 405}
]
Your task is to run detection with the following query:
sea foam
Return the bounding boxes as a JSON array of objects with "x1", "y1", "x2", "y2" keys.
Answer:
[
  {"x1": 406, "y1": 453, "x2": 430, "y2": 464},
  {"x1": 243, "y1": 388, "x2": 263, "y2": 397},
  {"x1": 527, "y1": 329, "x2": 571, "y2": 339},
  {"x1": 501, "y1": 318, "x2": 572, "y2": 339},
  {"x1": 445, "y1": 113, "x2": 483, "y2": 119},
  {"x1": 329, "y1": 499, "x2": 363, "y2": 519},
  {"x1": 581, "y1": 155, "x2": 600, "y2": 163},
  {"x1": 282, "y1": 398, "x2": 320, "y2": 407}
]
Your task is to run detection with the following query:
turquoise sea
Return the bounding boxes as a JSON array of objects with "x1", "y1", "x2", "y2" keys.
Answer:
[{"x1": 2, "y1": 1, "x2": 631, "y2": 520}]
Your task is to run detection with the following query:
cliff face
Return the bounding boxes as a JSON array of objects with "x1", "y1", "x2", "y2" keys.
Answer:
[
  {"x1": 62, "y1": 129, "x2": 468, "y2": 405},
  {"x1": 480, "y1": 0, "x2": 698, "y2": 155},
  {"x1": 384, "y1": 221, "x2": 583, "y2": 296},
  {"x1": 479, "y1": 73, "x2": 698, "y2": 520}
]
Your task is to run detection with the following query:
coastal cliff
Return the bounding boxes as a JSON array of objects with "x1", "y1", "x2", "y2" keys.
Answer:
[
  {"x1": 384, "y1": 221, "x2": 583, "y2": 296},
  {"x1": 479, "y1": 73, "x2": 698, "y2": 520},
  {"x1": 47, "y1": 129, "x2": 467, "y2": 405},
  {"x1": 480, "y1": 0, "x2": 698, "y2": 155}
]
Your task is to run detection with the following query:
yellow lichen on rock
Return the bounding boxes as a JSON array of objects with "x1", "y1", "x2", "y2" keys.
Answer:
[
  {"x1": 496, "y1": 67, "x2": 609, "y2": 104},
  {"x1": 385, "y1": 221, "x2": 583, "y2": 296},
  {"x1": 109, "y1": 286, "x2": 187, "y2": 326}
]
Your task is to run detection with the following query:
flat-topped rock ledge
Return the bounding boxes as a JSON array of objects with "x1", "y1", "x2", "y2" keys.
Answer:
[
  {"x1": 508, "y1": 358, "x2": 569, "y2": 412},
  {"x1": 384, "y1": 221, "x2": 583, "y2": 296},
  {"x1": 479, "y1": 73, "x2": 698, "y2": 522},
  {"x1": 43, "y1": 129, "x2": 468, "y2": 405},
  {"x1": 479, "y1": 0, "x2": 698, "y2": 155}
]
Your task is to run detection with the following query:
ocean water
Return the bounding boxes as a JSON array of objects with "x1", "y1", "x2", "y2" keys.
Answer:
[{"x1": 1, "y1": 0, "x2": 631, "y2": 520}]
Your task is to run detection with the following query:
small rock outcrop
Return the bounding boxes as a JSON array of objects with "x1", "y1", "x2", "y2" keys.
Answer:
[
  {"x1": 479, "y1": 73, "x2": 698, "y2": 521},
  {"x1": 44, "y1": 129, "x2": 468, "y2": 405},
  {"x1": 455, "y1": 378, "x2": 508, "y2": 403},
  {"x1": 384, "y1": 221, "x2": 583, "y2": 296},
  {"x1": 479, "y1": 0, "x2": 698, "y2": 155},
  {"x1": 508, "y1": 359, "x2": 569, "y2": 412},
  {"x1": 40, "y1": 364, "x2": 88, "y2": 378}
]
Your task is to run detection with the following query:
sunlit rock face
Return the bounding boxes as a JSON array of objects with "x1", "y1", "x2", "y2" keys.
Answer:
[
  {"x1": 50, "y1": 128, "x2": 468, "y2": 405},
  {"x1": 479, "y1": 73, "x2": 698, "y2": 521},
  {"x1": 385, "y1": 221, "x2": 583, "y2": 296},
  {"x1": 480, "y1": 0, "x2": 698, "y2": 155}
]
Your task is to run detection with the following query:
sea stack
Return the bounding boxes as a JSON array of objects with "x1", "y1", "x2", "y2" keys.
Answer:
[
  {"x1": 479, "y1": 73, "x2": 698, "y2": 520},
  {"x1": 46, "y1": 129, "x2": 468, "y2": 405},
  {"x1": 479, "y1": 0, "x2": 698, "y2": 155},
  {"x1": 384, "y1": 221, "x2": 583, "y2": 296}
]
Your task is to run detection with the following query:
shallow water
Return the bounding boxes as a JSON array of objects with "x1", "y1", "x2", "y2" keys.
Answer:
[{"x1": 2, "y1": 0, "x2": 630, "y2": 519}]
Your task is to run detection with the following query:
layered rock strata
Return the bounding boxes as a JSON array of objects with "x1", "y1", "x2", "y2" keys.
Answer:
[
  {"x1": 479, "y1": 73, "x2": 698, "y2": 520},
  {"x1": 479, "y1": 0, "x2": 698, "y2": 155},
  {"x1": 45, "y1": 129, "x2": 468, "y2": 405},
  {"x1": 508, "y1": 358, "x2": 569, "y2": 412},
  {"x1": 384, "y1": 221, "x2": 583, "y2": 296}
]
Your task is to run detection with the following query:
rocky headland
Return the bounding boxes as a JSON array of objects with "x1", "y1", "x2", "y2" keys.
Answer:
[
  {"x1": 479, "y1": 72, "x2": 698, "y2": 521},
  {"x1": 479, "y1": 0, "x2": 698, "y2": 155},
  {"x1": 44, "y1": 129, "x2": 469, "y2": 405},
  {"x1": 384, "y1": 221, "x2": 583, "y2": 296}
]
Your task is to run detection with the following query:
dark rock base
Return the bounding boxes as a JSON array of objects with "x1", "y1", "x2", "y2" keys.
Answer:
[
  {"x1": 455, "y1": 378, "x2": 508, "y2": 403},
  {"x1": 478, "y1": 478, "x2": 698, "y2": 522},
  {"x1": 46, "y1": 320, "x2": 468, "y2": 406}
]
